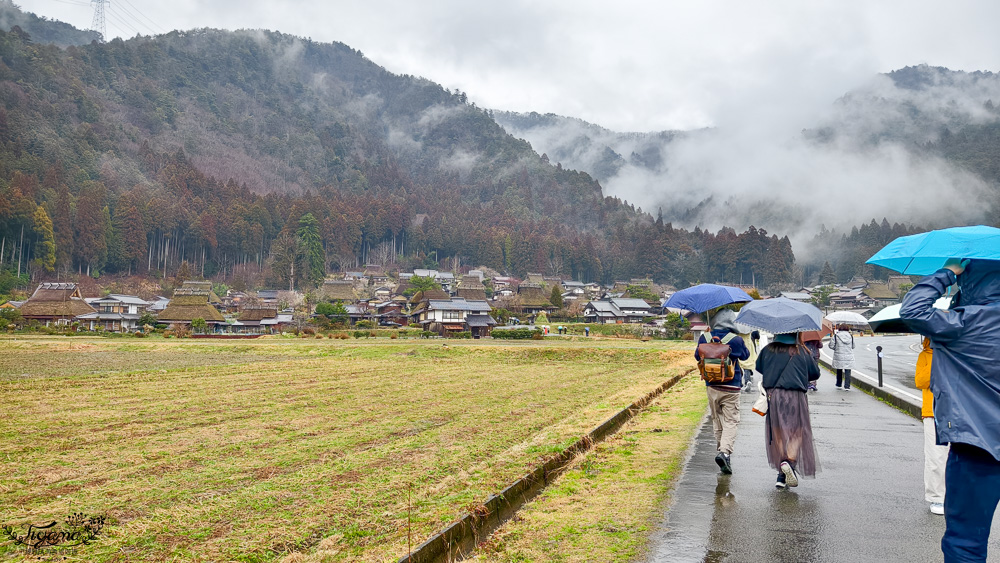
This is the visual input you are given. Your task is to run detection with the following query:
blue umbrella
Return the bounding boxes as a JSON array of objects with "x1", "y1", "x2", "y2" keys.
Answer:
[
  {"x1": 866, "y1": 225, "x2": 1000, "y2": 275},
  {"x1": 734, "y1": 298, "x2": 822, "y2": 334},
  {"x1": 662, "y1": 283, "x2": 753, "y2": 314}
]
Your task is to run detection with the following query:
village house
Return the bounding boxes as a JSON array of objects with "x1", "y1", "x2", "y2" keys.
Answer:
[
  {"x1": 157, "y1": 282, "x2": 226, "y2": 330},
  {"x1": 863, "y1": 283, "x2": 900, "y2": 308},
  {"x1": 77, "y1": 294, "x2": 151, "y2": 332},
  {"x1": 515, "y1": 283, "x2": 556, "y2": 315},
  {"x1": 363, "y1": 264, "x2": 390, "y2": 286},
  {"x1": 416, "y1": 297, "x2": 496, "y2": 337},
  {"x1": 19, "y1": 283, "x2": 95, "y2": 326},
  {"x1": 232, "y1": 307, "x2": 292, "y2": 334},
  {"x1": 583, "y1": 297, "x2": 653, "y2": 324},
  {"x1": 322, "y1": 280, "x2": 358, "y2": 302},
  {"x1": 456, "y1": 275, "x2": 488, "y2": 301}
]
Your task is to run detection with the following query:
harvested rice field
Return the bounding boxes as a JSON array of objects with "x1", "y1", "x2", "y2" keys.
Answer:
[{"x1": 0, "y1": 336, "x2": 698, "y2": 562}]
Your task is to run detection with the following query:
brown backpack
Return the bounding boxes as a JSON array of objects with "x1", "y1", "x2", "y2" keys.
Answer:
[{"x1": 698, "y1": 333, "x2": 737, "y2": 383}]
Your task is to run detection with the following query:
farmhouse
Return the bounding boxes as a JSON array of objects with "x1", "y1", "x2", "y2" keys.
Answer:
[
  {"x1": 19, "y1": 283, "x2": 95, "y2": 326},
  {"x1": 77, "y1": 294, "x2": 151, "y2": 332},
  {"x1": 157, "y1": 282, "x2": 225, "y2": 329},
  {"x1": 583, "y1": 297, "x2": 653, "y2": 324},
  {"x1": 515, "y1": 283, "x2": 555, "y2": 315},
  {"x1": 416, "y1": 298, "x2": 496, "y2": 337}
]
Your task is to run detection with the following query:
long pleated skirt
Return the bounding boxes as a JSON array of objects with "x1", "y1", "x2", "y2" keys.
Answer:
[{"x1": 764, "y1": 388, "x2": 819, "y2": 477}]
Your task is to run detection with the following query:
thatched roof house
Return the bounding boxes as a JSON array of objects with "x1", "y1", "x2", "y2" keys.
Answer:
[
  {"x1": 322, "y1": 280, "x2": 357, "y2": 302},
  {"x1": 457, "y1": 275, "x2": 488, "y2": 301},
  {"x1": 157, "y1": 288, "x2": 225, "y2": 326},
  {"x1": 516, "y1": 283, "x2": 555, "y2": 313},
  {"x1": 19, "y1": 283, "x2": 95, "y2": 325}
]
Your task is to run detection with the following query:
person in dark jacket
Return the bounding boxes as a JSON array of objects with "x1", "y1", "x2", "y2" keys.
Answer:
[
  {"x1": 756, "y1": 333, "x2": 821, "y2": 489},
  {"x1": 694, "y1": 309, "x2": 751, "y2": 475},
  {"x1": 900, "y1": 259, "x2": 1000, "y2": 562}
]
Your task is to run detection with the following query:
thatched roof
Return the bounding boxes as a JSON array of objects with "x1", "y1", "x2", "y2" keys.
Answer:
[
  {"x1": 322, "y1": 280, "x2": 357, "y2": 301},
  {"x1": 864, "y1": 283, "x2": 898, "y2": 300},
  {"x1": 158, "y1": 294, "x2": 225, "y2": 322},
  {"x1": 19, "y1": 283, "x2": 95, "y2": 318},
  {"x1": 517, "y1": 284, "x2": 554, "y2": 308},
  {"x1": 409, "y1": 289, "x2": 450, "y2": 304},
  {"x1": 456, "y1": 287, "x2": 488, "y2": 301},
  {"x1": 173, "y1": 281, "x2": 221, "y2": 302},
  {"x1": 238, "y1": 308, "x2": 278, "y2": 322}
]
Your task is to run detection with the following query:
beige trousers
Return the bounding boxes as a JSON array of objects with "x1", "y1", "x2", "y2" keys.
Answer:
[
  {"x1": 707, "y1": 386, "x2": 741, "y2": 455},
  {"x1": 924, "y1": 417, "x2": 949, "y2": 504}
]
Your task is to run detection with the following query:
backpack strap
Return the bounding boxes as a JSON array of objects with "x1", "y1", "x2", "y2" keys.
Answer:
[{"x1": 720, "y1": 332, "x2": 737, "y2": 345}]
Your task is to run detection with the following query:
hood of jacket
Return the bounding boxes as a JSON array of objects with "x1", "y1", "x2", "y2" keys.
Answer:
[
  {"x1": 710, "y1": 309, "x2": 739, "y2": 333},
  {"x1": 956, "y1": 259, "x2": 1000, "y2": 306}
]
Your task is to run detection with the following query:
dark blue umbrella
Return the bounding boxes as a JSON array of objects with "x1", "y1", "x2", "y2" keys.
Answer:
[
  {"x1": 866, "y1": 225, "x2": 1000, "y2": 275},
  {"x1": 734, "y1": 297, "x2": 822, "y2": 334},
  {"x1": 662, "y1": 283, "x2": 753, "y2": 314}
]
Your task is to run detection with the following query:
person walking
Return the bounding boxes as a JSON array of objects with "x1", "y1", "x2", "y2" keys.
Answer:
[
  {"x1": 740, "y1": 330, "x2": 761, "y2": 392},
  {"x1": 755, "y1": 333, "x2": 821, "y2": 488},
  {"x1": 901, "y1": 259, "x2": 1000, "y2": 562},
  {"x1": 830, "y1": 324, "x2": 855, "y2": 390},
  {"x1": 915, "y1": 337, "x2": 948, "y2": 516},
  {"x1": 694, "y1": 309, "x2": 750, "y2": 475}
]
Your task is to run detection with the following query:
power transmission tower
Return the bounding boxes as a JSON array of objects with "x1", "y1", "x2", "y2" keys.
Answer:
[{"x1": 90, "y1": 0, "x2": 108, "y2": 41}]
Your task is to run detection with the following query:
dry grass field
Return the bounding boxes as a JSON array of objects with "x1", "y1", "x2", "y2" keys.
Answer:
[{"x1": 0, "y1": 336, "x2": 696, "y2": 562}]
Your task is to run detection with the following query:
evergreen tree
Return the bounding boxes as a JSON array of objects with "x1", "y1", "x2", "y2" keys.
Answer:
[
  {"x1": 296, "y1": 213, "x2": 325, "y2": 286},
  {"x1": 31, "y1": 204, "x2": 55, "y2": 273},
  {"x1": 819, "y1": 261, "x2": 837, "y2": 285}
]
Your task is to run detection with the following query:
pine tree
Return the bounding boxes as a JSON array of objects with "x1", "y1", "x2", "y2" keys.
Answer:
[{"x1": 819, "y1": 261, "x2": 837, "y2": 285}]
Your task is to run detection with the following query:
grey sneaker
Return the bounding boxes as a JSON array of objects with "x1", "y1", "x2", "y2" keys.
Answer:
[
  {"x1": 715, "y1": 452, "x2": 732, "y2": 474},
  {"x1": 780, "y1": 461, "x2": 798, "y2": 487}
]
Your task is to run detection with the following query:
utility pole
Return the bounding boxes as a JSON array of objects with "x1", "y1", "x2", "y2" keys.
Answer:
[{"x1": 90, "y1": 0, "x2": 107, "y2": 41}]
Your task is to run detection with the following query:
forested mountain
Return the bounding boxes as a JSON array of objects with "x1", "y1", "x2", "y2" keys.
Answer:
[
  {"x1": 0, "y1": 4, "x2": 797, "y2": 294},
  {"x1": 496, "y1": 65, "x2": 1000, "y2": 285},
  {"x1": 0, "y1": 0, "x2": 99, "y2": 47}
]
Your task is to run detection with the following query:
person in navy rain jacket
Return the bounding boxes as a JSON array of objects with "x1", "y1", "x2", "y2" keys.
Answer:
[
  {"x1": 901, "y1": 258, "x2": 1000, "y2": 563},
  {"x1": 694, "y1": 309, "x2": 750, "y2": 475}
]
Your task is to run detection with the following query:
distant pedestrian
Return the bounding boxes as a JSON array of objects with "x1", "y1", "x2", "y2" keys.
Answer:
[
  {"x1": 830, "y1": 324, "x2": 855, "y2": 390},
  {"x1": 694, "y1": 309, "x2": 750, "y2": 475},
  {"x1": 901, "y1": 259, "x2": 1000, "y2": 562},
  {"x1": 584, "y1": 326, "x2": 590, "y2": 337},
  {"x1": 756, "y1": 333, "x2": 820, "y2": 488},
  {"x1": 915, "y1": 337, "x2": 948, "y2": 516}
]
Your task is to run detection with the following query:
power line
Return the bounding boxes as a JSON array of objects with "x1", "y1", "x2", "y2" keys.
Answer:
[
  {"x1": 118, "y1": 0, "x2": 164, "y2": 33},
  {"x1": 104, "y1": 8, "x2": 139, "y2": 36},
  {"x1": 107, "y1": 3, "x2": 151, "y2": 35}
]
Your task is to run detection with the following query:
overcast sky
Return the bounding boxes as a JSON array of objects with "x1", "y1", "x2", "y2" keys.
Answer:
[{"x1": 16, "y1": 0, "x2": 1000, "y2": 132}]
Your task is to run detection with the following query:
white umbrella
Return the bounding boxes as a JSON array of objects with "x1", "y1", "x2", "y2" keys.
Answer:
[{"x1": 824, "y1": 311, "x2": 870, "y2": 328}]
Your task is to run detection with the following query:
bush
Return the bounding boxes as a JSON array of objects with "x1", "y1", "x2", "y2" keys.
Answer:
[
  {"x1": 315, "y1": 334, "x2": 323, "y2": 339},
  {"x1": 420, "y1": 330, "x2": 436, "y2": 338},
  {"x1": 390, "y1": 333, "x2": 398, "y2": 339},
  {"x1": 491, "y1": 328, "x2": 542, "y2": 340},
  {"x1": 409, "y1": 323, "x2": 421, "y2": 329},
  {"x1": 302, "y1": 327, "x2": 316, "y2": 336},
  {"x1": 353, "y1": 330, "x2": 367, "y2": 339},
  {"x1": 451, "y1": 331, "x2": 472, "y2": 339},
  {"x1": 355, "y1": 320, "x2": 375, "y2": 329}
]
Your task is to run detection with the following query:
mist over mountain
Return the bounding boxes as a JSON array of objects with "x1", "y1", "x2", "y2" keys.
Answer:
[{"x1": 495, "y1": 65, "x2": 1000, "y2": 256}]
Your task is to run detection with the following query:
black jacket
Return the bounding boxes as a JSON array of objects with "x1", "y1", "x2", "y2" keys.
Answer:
[{"x1": 756, "y1": 344, "x2": 820, "y2": 392}]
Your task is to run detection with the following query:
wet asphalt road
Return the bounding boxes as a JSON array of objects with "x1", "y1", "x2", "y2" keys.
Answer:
[{"x1": 647, "y1": 370, "x2": 1000, "y2": 563}]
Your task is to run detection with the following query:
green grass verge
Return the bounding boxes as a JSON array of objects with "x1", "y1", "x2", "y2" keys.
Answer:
[{"x1": 472, "y1": 374, "x2": 706, "y2": 562}]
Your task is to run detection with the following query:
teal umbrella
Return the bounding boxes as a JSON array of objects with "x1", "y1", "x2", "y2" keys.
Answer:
[{"x1": 866, "y1": 225, "x2": 1000, "y2": 275}]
